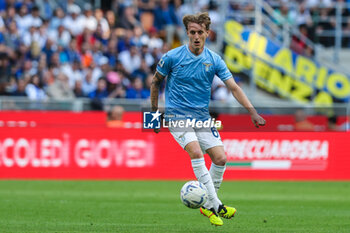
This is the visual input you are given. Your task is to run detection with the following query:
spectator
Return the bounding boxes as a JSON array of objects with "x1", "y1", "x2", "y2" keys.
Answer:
[
  {"x1": 24, "y1": 5, "x2": 43, "y2": 29},
  {"x1": 118, "y1": 44, "x2": 141, "y2": 74},
  {"x1": 4, "y1": 21, "x2": 21, "y2": 51},
  {"x1": 11, "y1": 78, "x2": 27, "y2": 96},
  {"x1": 61, "y1": 59, "x2": 83, "y2": 88},
  {"x1": 15, "y1": 4, "x2": 30, "y2": 35},
  {"x1": 295, "y1": 2, "x2": 313, "y2": 26},
  {"x1": 117, "y1": 28, "x2": 136, "y2": 52},
  {"x1": 46, "y1": 72, "x2": 75, "y2": 100},
  {"x1": 42, "y1": 63, "x2": 56, "y2": 86},
  {"x1": 48, "y1": 24, "x2": 71, "y2": 48},
  {"x1": 154, "y1": 0, "x2": 181, "y2": 46},
  {"x1": 48, "y1": 52, "x2": 61, "y2": 74},
  {"x1": 140, "y1": 44, "x2": 155, "y2": 67},
  {"x1": 83, "y1": 3, "x2": 97, "y2": 32},
  {"x1": 91, "y1": 40, "x2": 104, "y2": 65},
  {"x1": 88, "y1": 77, "x2": 109, "y2": 99},
  {"x1": 327, "y1": 115, "x2": 339, "y2": 131},
  {"x1": 64, "y1": 0, "x2": 76, "y2": 13},
  {"x1": 49, "y1": 7, "x2": 65, "y2": 30},
  {"x1": 105, "y1": 10, "x2": 117, "y2": 29},
  {"x1": 291, "y1": 24, "x2": 311, "y2": 55},
  {"x1": 80, "y1": 41, "x2": 94, "y2": 68},
  {"x1": 147, "y1": 26, "x2": 163, "y2": 50},
  {"x1": 316, "y1": 7, "x2": 334, "y2": 47},
  {"x1": 107, "y1": 71, "x2": 126, "y2": 98},
  {"x1": 137, "y1": 0, "x2": 156, "y2": 13},
  {"x1": 94, "y1": 24, "x2": 109, "y2": 46},
  {"x1": 174, "y1": 0, "x2": 192, "y2": 27},
  {"x1": 62, "y1": 4, "x2": 84, "y2": 36},
  {"x1": 82, "y1": 68, "x2": 96, "y2": 96},
  {"x1": 73, "y1": 80, "x2": 85, "y2": 98},
  {"x1": 94, "y1": 8, "x2": 110, "y2": 38},
  {"x1": 22, "y1": 25, "x2": 41, "y2": 48},
  {"x1": 98, "y1": 56, "x2": 111, "y2": 77},
  {"x1": 273, "y1": 3, "x2": 296, "y2": 27},
  {"x1": 125, "y1": 77, "x2": 149, "y2": 99},
  {"x1": 3, "y1": 5, "x2": 16, "y2": 26},
  {"x1": 37, "y1": 53, "x2": 49, "y2": 81},
  {"x1": 37, "y1": 0, "x2": 57, "y2": 20},
  {"x1": 103, "y1": 38, "x2": 118, "y2": 66},
  {"x1": 118, "y1": 4, "x2": 140, "y2": 30},
  {"x1": 207, "y1": 1, "x2": 222, "y2": 49},
  {"x1": 132, "y1": 58, "x2": 150, "y2": 81},
  {"x1": 294, "y1": 109, "x2": 315, "y2": 131},
  {"x1": 18, "y1": 59, "x2": 36, "y2": 78},
  {"x1": 142, "y1": 73, "x2": 152, "y2": 96},
  {"x1": 106, "y1": 105, "x2": 125, "y2": 128},
  {"x1": 76, "y1": 28, "x2": 96, "y2": 52},
  {"x1": 42, "y1": 38, "x2": 56, "y2": 64},
  {"x1": 25, "y1": 74, "x2": 47, "y2": 100},
  {"x1": 65, "y1": 38, "x2": 80, "y2": 63}
]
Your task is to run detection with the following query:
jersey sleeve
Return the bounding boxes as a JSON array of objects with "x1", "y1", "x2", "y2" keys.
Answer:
[
  {"x1": 156, "y1": 53, "x2": 172, "y2": 77},
  {"x1": 215, "y1": 56, "x2": 232, "y2": 82}
]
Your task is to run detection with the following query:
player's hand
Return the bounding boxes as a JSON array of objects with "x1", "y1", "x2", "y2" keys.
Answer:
[
  {"x1": 251, "y1": 113, "x2": 266, "y2": 128},
  {"x1": 154, "y1": 128, "x2": 160, "y2": 134}
]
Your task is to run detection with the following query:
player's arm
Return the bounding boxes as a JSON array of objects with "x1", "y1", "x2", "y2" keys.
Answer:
[
  {"x1": 150, "y1": 71, "x2": 165, "y2": 112},
  {"x1": 224, "y1": 78, "x2": 266, "y2": 128},
  {"x1": 150, "y1": 71, "x2": 165, "y2": 133}
]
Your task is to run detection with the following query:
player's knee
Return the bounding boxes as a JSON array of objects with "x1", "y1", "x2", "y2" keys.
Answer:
[
  {"x1": 188, "y1": 149, "x2": 203, "y2": 159},
  {"x1": 213, "y1": 156, "x2": 227, "y2": 166}
]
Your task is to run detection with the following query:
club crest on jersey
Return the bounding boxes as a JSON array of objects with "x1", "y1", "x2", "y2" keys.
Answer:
[{"x1": 203, "y1": 63, "x2": 212, "y2": 72}]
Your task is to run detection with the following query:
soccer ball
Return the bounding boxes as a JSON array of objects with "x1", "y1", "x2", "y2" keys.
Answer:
[{"x1": 180, "y1": 181, "x2": 208, "y2": 209}]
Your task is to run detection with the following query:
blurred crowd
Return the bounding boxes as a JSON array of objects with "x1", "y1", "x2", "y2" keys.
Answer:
[
  {"x1": 1, "y1": 0, "x2": 349, "y2": 105},
  {"x1": 0, "y1": 0, "x2": 225, "y2": 105},
  {"x1": 279, "y1": 0, "x2": 350, "y2": 55},
  {"x1": 230, "y1": 0, "x2": 350, "y2": 57}
]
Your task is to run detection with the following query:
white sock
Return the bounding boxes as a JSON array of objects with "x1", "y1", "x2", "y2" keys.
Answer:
[
  {"x1": 191, "y1": 158, "x2": 222, "y2": 211},
  {"x1": 209, "y1": 163, "x2": 226, "y2": 193}
]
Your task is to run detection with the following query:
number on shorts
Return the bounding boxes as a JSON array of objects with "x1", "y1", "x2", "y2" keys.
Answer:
[{"x1": 211, "y1": 127, "x2": 219, "y2": 138}]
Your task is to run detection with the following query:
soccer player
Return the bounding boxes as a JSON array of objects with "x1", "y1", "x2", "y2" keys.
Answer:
[{"x1": 150, "y1": 12, "x2": 266, "y2": 226}]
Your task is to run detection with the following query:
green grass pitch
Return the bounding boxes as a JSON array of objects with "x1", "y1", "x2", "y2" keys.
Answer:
[{"x1": 0, "y1": 180, "x2": 349, "y2": 233}]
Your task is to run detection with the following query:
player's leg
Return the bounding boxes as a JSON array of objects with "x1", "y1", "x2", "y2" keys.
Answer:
[
  {"x1": 169, "y1": 126, "x2": 223, "y2": 226},
  {"x1": 197, "y1": 127, "x2": 236, "y2": 219},
  {"x1": 184, "y1": 141, "x2": 223, "y2": 226},
  {"x1": 206, "y1": 146, "x2": 226, "y2": 193},
  {"x1": 206, "y1": 145, "x2": 236, "y2": 219},
  {"x1": 184, "y1": 141, "x2": 222, "y2": 211}
]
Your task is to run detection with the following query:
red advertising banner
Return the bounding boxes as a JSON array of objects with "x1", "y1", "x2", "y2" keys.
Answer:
[
  {"x1": 0, "y1": 126, "x2": 349, "y2": 180},
  {"x1": 1, "y1": 111, "x2": 347, "y2": 131}
]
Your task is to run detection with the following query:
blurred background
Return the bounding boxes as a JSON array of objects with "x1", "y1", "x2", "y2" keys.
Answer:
[{"x1": 0, "y1": 0, "x2": 349, "y2": 179}]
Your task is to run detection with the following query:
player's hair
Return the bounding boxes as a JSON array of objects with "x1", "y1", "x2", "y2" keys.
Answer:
[{"x1": 182, "y1": 12, "x2": 211, "y2": 31}]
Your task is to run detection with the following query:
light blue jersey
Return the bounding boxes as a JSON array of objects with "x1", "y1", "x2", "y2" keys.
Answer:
[{"x1": 157, "y1": 45, "x2": 232, "y2": 121}]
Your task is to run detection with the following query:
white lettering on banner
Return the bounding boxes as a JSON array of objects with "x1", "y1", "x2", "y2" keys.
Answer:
[
  {"x1": 14, "y1": 138, "x2": 30, "y2": 167},
  {"x1": 223, "y1": 139, "x2": 329, "y2": 160},
  {"x1": 0, "y1": 136, "x2": 154, "y2": 168},
  {"x1": 75, "y1": 139, "x2": 90, "y2": 168},
  {"x1": 163, "y1": 118, "x2": 222, "y2": 128},
  {"x1": 74, "y1": 139, "x2": 153, "y2": 168},
  {"x1": 0, "y1": 136, "x2": 70, "y2": 168},
  {"x1": 2, "y1": 138, "x2": 14, "y2": 167},
  {"x1": 96, "y1": 140, "x2": 112, "y2": 168}
]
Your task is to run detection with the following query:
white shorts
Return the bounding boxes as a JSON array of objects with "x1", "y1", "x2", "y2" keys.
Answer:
[{"x1": 169, "y1": 125, "x2": 223, "y2": 153}]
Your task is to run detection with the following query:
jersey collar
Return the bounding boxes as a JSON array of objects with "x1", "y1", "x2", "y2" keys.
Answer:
[{"x1": 186, "y1": 44, "x2": 205, "y2": 59}]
